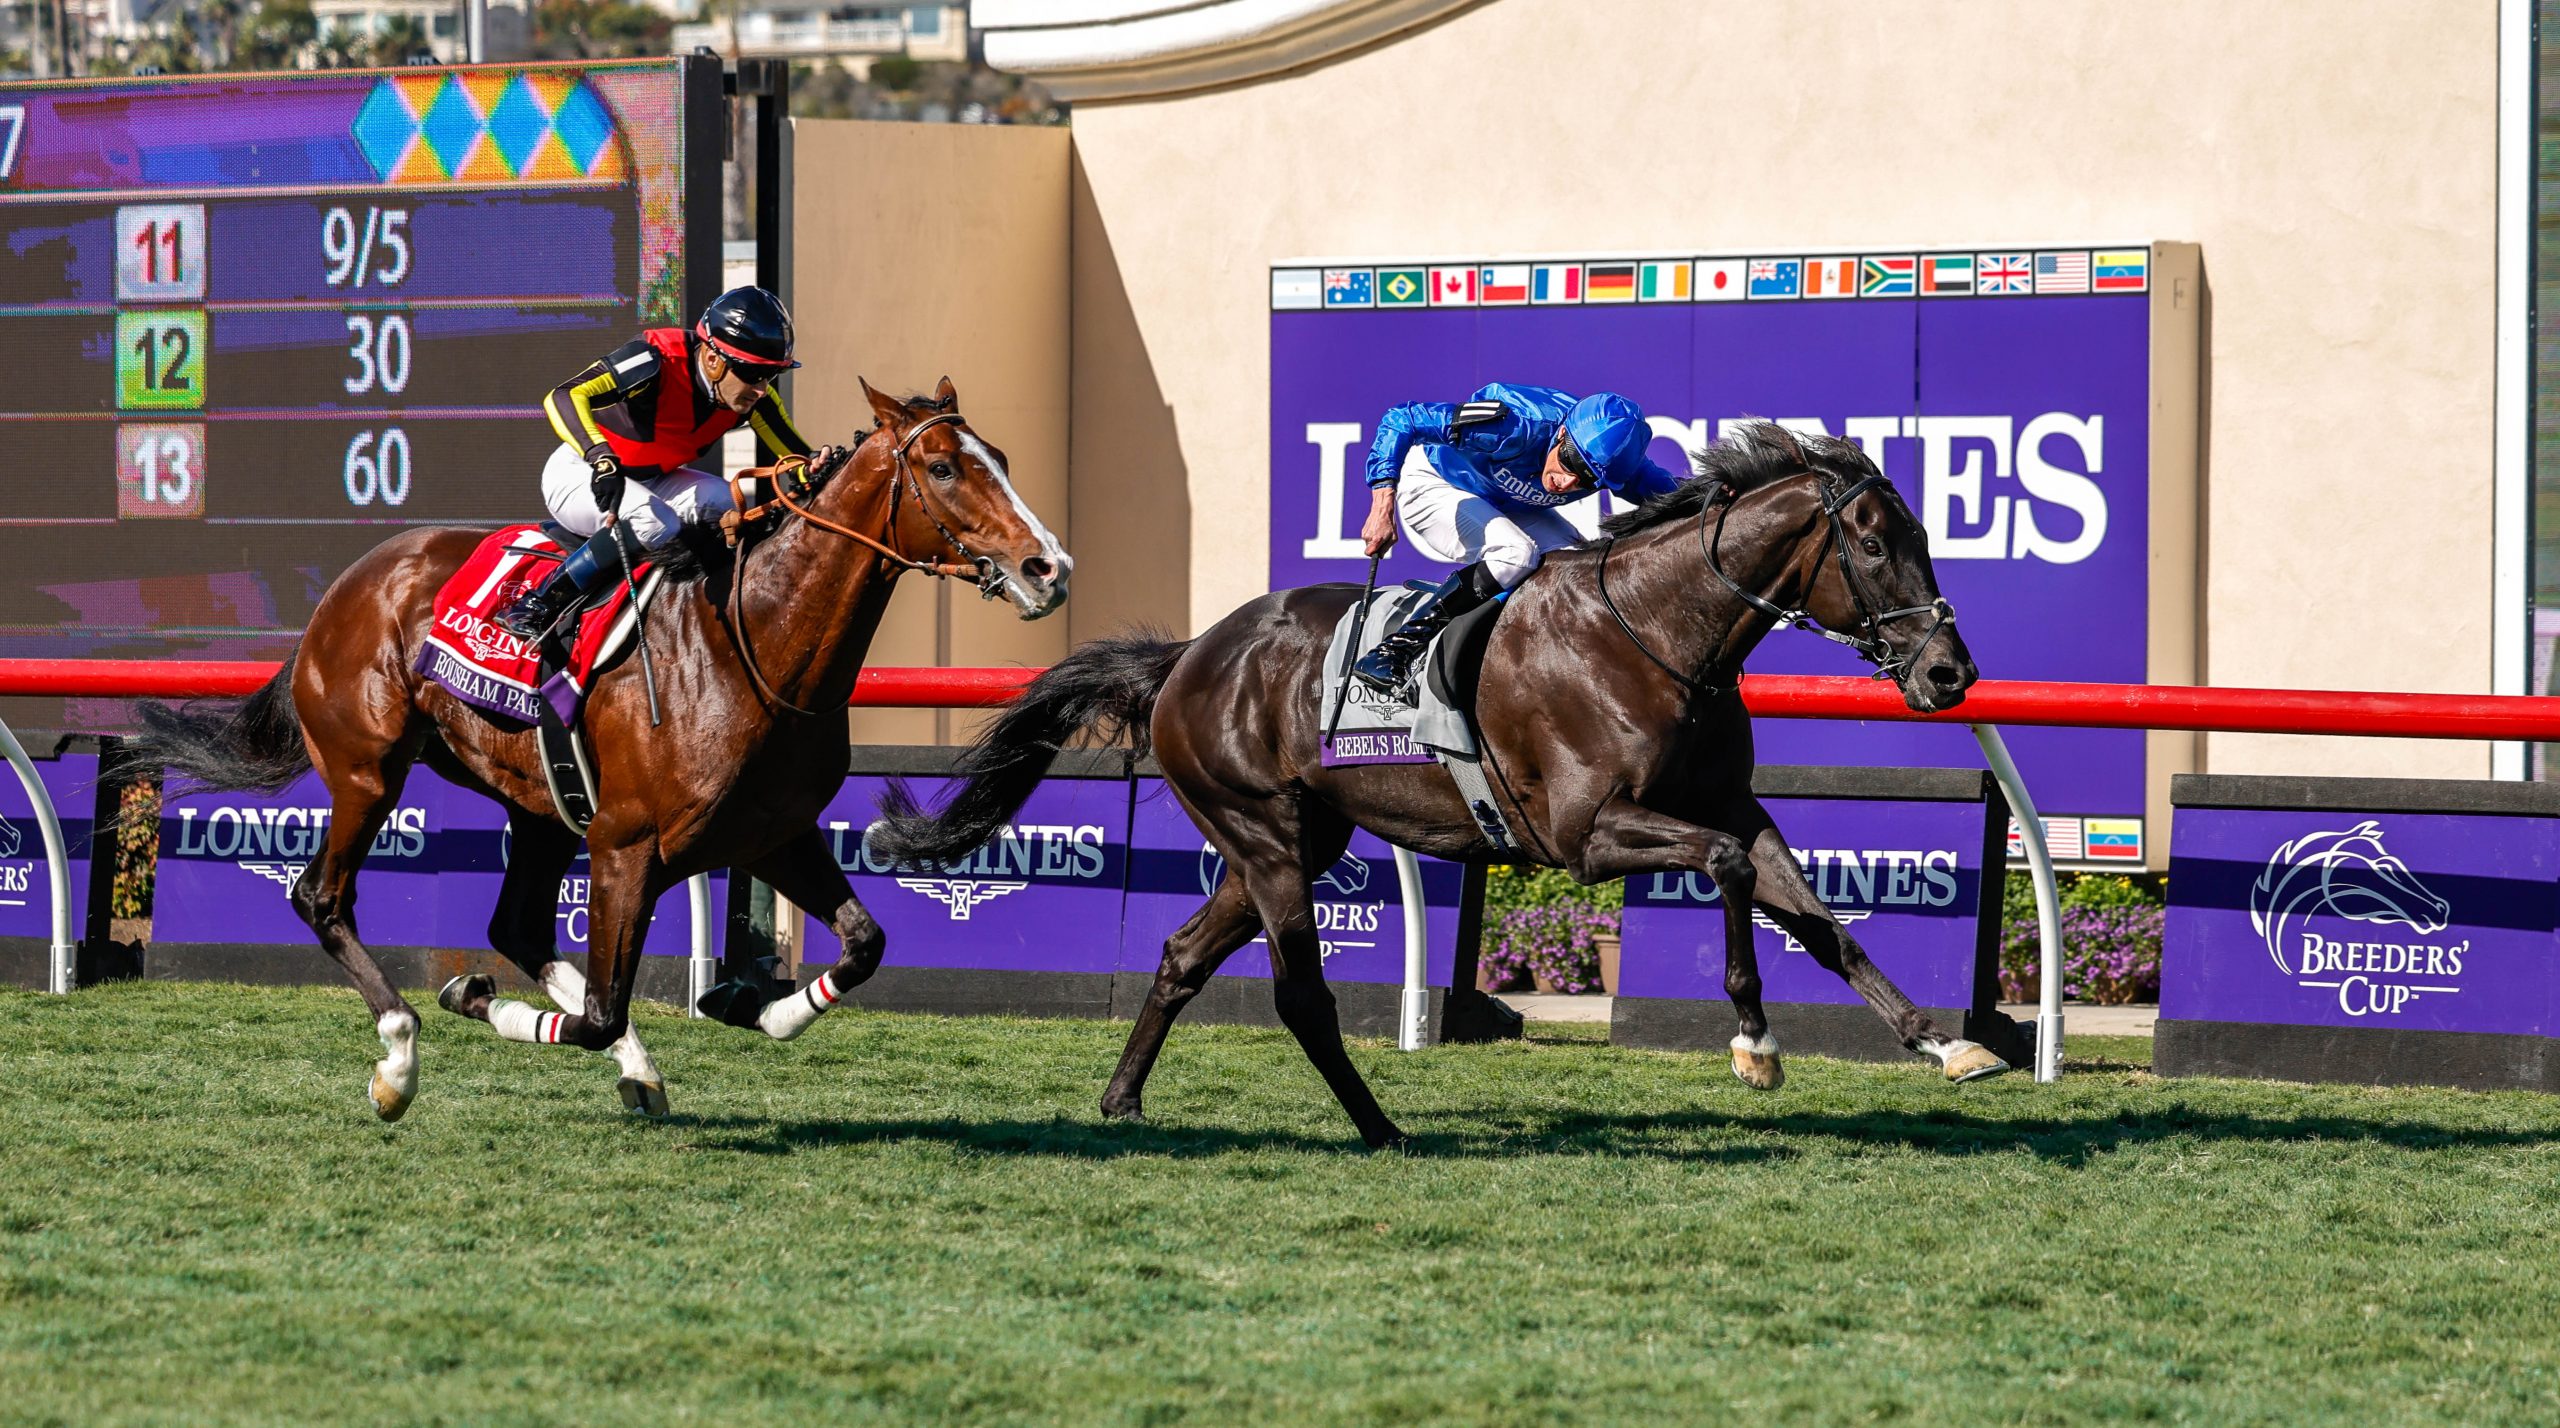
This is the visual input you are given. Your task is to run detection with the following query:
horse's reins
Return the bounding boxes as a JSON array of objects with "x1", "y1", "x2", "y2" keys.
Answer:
[
  {"x1": 1597, "y1": 469, "x2": 1957, "y2": 698},
  {"x1": 718, "y1": 412, "x2": 1010, "y2": 717}
]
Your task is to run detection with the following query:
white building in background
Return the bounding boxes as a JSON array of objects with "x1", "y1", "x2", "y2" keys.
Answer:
[
  {"x1": 308, "y1": 0, "x2": 471, "y2": 60},
  {"x1": 671, "y1": 3, "x2": 966, "y2": 69}
]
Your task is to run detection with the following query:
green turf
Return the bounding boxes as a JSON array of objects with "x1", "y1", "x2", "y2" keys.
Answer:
[{"x1": 4, "y1": 983, "x2": 2557, "y2": 1426}]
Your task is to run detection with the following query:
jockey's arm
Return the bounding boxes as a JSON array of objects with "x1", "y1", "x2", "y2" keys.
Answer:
[
  {"x1": 1363, "y1": 401, "x2": 1460, "y2": 489},
  {"x1": 544, "y1": 341, "x2": 668, "y2": 481},
  {"x1": 745, "y1": 389, "x2": 814, "y2": 461}
]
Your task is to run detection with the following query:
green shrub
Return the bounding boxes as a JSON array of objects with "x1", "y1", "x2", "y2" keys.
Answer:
[{"x1": 1481, "y1": 865, "x2": 1621, "y2": 923}]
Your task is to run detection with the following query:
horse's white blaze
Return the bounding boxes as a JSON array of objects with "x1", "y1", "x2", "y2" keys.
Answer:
[
  {"x1": 376, "y1": 1010, "x2": 419, "y2": 1098},
  {"x1": 756, "y1": 968, "x2": 840, "y2": 1041},
  {"x1": 956, "y1": 431, "x2": 1068, "y2": 566},
  {"x1": 542, "y1": 960, "x2": 657, "y2": 1083}
]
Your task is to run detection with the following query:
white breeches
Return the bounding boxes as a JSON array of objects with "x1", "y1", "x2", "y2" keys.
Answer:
[
  {"x1": 1394, "y1": 449, "x2": 1584, "y2": 590},
  {"x1": 541, "y1": 443, "x2": 736, "y2": 550}
]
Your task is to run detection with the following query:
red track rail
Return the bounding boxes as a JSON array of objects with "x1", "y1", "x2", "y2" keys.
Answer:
[{"x1": 5, "y1": 658, "x2": 2559, "y2": 739}]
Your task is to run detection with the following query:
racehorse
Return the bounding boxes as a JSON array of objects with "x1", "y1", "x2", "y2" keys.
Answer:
[
  {"x1": 873, "y1": 422, "x2": 1992, "y2": 1149},
  {"x1": 131, "y1": 379, "x2": 1069, "y2": 1121}
]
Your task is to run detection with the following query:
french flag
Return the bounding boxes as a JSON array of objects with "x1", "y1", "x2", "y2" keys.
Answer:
[{"x1": 1531, "y1": 263, "x2": 1581, "y2": 304}]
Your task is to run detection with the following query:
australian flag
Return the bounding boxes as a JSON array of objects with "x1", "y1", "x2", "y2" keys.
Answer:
[{"x1": 1323, "y1": 269, "x2": 1374, "y2": 308}]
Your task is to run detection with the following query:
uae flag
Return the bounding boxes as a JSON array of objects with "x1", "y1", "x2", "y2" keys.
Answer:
[{"x1": 1429, "y1": 266, "x2": 1479, "y2": 305}]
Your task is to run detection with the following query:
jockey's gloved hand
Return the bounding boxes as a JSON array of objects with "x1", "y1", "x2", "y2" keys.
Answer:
[{"x1": 585, "y1": 445, "x2": 625, "y2": 516}]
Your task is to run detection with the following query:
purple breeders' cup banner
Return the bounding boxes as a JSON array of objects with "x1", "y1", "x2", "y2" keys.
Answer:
[
  {"x1": 1619, "y1": 796, "x2": 1989, "y2": 1008},
  {"x1": 155, "y1": 767, "x2": 444, "y2": 946},
  {"x1": 1269, "y1": 296, "x2": 2150, "y2": 818},
  {"x1": 2163, "y1": 808, "x2": 2558, "y2": 1037},
  {"x1": 0, "y1": 752, "x2": 98, "y2": 942},
  {"x1": 1119, "y1": 778, "x2": 1462, "y2": 987},
  {"x1": 426, "y1": 767, "x2": 717, "y2": 960},
  {"x1": 804, "y1": 775, "x2": 1130, "y2": 973}
]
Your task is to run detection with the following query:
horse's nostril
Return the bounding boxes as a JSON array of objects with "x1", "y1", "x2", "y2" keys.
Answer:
[
  {"x1": 1928, "y1": 663, "x2": 1963, "y2": 688},
  {"x1": 1021, "y1": 557, "x2": 1055, "y2": 584}
]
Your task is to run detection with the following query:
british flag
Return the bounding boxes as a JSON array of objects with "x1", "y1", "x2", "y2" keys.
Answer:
[{"x1": 1978, "y1": 252, "x2": 2032, "y2": 294}]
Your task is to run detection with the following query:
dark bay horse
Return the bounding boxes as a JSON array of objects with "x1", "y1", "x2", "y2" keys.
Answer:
[
  {"x1": 133, "y1": 379, "x2": 1069, "y2": 1121},
  {"x1": 875, "y1": 423, "x2": 1991, "y2": 1149}
]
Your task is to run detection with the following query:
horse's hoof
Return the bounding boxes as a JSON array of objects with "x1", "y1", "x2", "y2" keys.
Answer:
[
  {"x1": 438, "y1": 974, "x2": 494, "y2": 1017},
  {"x1": 1941, "y1": 1041, "x2": 2011, "y2": 1084},
  {"x1": 1730, "y1": 1034, "x2": 1786, "y2": 1091},
  {"x1": 694, "y1": 979, "x2": 774, "y2": 1030},
  {"x1": 369, "y1": 1070, "x2": 412, "y2": 1122},
  {"x1": 1099, "y1": 1097, "x2": 1144, "y2": 1124},
  {"x1": 617, "y1": 1077, "x2": 670, "y2": 1118},
  {"x1": 1362, "y1": 1124, "x2": 1410, "y2": 1152}
]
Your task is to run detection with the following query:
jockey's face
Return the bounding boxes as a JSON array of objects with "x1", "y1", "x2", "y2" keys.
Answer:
[
  {"x1": 699, "y1": 347, "x2": 773, "y2": 415},
  {"x1": 1542, "y1": 427, "x2": 1591, "y2": 495}
]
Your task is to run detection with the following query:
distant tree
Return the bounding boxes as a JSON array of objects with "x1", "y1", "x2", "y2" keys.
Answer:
[
  {"x1": 194, "y1": 0, "x2": 246, "y2": 68},
  {"x1": 868, "y1": 54, "x2": 922, "y2": 91},
  {"x1": 315, "y1": 26, "x2": 366, "y2": 69},
  {"x1": 237, "y1": 0, "x2": 317, "y2": 71},
  {"x1": 370, "y1": 14, "x2": 430, "y2": 65},
  {"x1": 530, "y1": 0, "x2": 671, "y2": 59}
]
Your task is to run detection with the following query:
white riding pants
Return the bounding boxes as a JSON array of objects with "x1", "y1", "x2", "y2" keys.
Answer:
[
  {"x1": 1394, "y1": 448, "x2": 1583, "y2": 590},
  {"x1": 540, "y1": 443, "x2": 736, "y2": 550}
]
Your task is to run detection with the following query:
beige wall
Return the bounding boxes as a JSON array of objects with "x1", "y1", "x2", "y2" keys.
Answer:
[
  {"x1": 1063, "y1": 0, "x2": 2502, "y2": 781},
  {"x1": 789, "y1": 119, "x2": 1072, "y2": 742}
]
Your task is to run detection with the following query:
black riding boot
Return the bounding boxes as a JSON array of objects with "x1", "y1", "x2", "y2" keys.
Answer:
[
  {"x1": 1351, "y1": 561, "x2": 1499, "y2": 697},
  {"x1": 493, "y1": 529, "x2": 619, "y2": 639}
]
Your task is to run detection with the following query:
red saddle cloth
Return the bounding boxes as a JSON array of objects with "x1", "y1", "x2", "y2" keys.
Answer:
[{"x1": 415, "y1": 525, "x2": 649, "y2": 726}]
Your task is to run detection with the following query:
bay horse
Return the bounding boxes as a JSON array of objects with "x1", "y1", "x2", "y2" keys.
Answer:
[
  {"x1": 873, "y1": 422, "x2": 1994, "y2": 1149},
  {"x1": 131, "y1": 378, "x2": 1069, "y2": 1121}
]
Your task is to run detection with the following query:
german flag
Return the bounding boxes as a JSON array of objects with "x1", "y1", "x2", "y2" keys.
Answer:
[{"x1": 1584, "y1": 262, "x2": 1637, "y2": 303}]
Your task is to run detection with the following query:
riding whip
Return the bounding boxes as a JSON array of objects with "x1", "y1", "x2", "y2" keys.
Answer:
[
  {"x1": 1325, "y1": 552, "x2": 1383, "y2": 753},
  {"x1": 609, "y1": 518, "x2": 663, "y2": 728}
]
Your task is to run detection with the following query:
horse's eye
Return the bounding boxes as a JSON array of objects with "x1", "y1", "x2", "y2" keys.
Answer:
[
  {"x1": 1861, "y1": 537, "x2": 1885, "y2": 558},
  {"x1": 930, "y1": 461, "x2": 955, "y2": 480}
]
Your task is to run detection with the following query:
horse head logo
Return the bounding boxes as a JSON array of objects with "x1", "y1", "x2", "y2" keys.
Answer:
[
  {"x1": 1197, "y1": 844, "x2": 1372, "y2": 898},
  {"x1": 2249, "y1": 821, "x2": 2450, "y2": 977},
  {"x1": 0, "y1": 813, "x2": 19, "y2": 860}
]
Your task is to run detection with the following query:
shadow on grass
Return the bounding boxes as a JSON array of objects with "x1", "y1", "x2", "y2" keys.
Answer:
[{"x1": 671, "y1": 1099, "x2": 2559, "y2": 1168}]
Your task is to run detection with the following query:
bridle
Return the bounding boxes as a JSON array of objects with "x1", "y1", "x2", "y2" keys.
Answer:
[
  {"x1": 1598, "y1": 468, "x2": 1956, "y2": 698},
  {"x1": 718, "y1": 411, "x2": 1015, "y2": 716}
]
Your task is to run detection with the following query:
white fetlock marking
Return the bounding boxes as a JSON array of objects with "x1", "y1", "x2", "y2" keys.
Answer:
[
  {"x1": 755, "y1": 970, "x2": 839, "y2": 1042},
  {"x1": 488, "y1": 998, "x2": 570, "y2": 1045},
  {"x1": 543, "y1": 961, "x2": 656, "y2": 1080},
  {"x1": 1924, "y1": 1038, "x2": 1980, "y2": 1066},
  {"x1": 376, "y1": 1011, "x2": 419, "y2": 1099},
  {"x1": 1730, "y1": 1032, "x2": 1779, "y2": 1057}
]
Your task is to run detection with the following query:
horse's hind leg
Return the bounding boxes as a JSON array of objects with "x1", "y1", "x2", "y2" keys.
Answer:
[
  {"x1": 691, "y1": 826, "x2": 884, "y2": 1041},
  {"x1": 290, "y1": 729, "x2": 426, "y2": 1120},
  {"x1": 1739, "y1": 814, "x2": 2007, "y2": 1083},
  {"x1": 1100, "y1": 867, "x2": 1261, "y2": 1123},
  {"x1": 443, "y1": 808, "x2": 669, "y2": 1116}
]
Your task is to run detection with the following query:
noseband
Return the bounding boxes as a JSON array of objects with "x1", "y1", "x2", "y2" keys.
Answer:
[{"x1": 1598, "y1": 469, "x2": 1956, "y2": 697}]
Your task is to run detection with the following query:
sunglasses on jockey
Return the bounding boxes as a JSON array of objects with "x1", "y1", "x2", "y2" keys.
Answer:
[
  {"x1": 1554, "y1": 427, "x2": 1603, "y2": 489},
  {"x1": 696, "y1": 327, "x2": 799, "y2": 386}
]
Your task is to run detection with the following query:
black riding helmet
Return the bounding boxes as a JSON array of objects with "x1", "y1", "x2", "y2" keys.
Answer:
[{"x1": 694, "y1": 286, "x2": 799, "y2": 376}]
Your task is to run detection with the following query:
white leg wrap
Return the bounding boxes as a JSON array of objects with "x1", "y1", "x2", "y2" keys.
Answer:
[
  {"x1": 1730, "y1": 1032, "x2": 1780, "y2": 1057},
  {"x1": 755, "y1": 969, "x2": 841, "y2": 1041},
  {"x1": 376, "y1": 1011, "x2": 419, "y2": 1097},
  {"x1": 488, "y1": 998, "x2": 573, "y2": 1045},
  {"x1": 1923, "y1": 1037, "x2": 1978, "y2": 1066},
  {"x1": 542, "y1": 961, "x2": 659, "y2": 1082}
]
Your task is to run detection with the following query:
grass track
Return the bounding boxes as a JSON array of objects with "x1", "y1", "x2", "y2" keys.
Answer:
[{"x1": 4, "y1": 982, "x2": 2559, "y2": 1426}]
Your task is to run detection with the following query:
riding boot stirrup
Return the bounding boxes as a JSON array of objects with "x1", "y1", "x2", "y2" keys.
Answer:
[
  {"x1": 1349, "y1": 565, "x2": 1495, "y2": 699},
  {"x1": 494, "y1": 574, "x2": 579, "y2": 641}
]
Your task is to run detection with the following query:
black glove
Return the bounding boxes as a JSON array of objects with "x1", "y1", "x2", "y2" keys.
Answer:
[{"x1": 585, "y1": 445, "x2": 624, "y2": 516}]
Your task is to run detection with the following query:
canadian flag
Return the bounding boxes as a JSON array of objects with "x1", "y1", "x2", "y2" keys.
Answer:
[{"x1": 1429, "y1": 266, "x2": 1478, "y2": 306}]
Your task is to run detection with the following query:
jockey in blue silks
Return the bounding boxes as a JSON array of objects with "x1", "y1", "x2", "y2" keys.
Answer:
[{"x1": 1349, "y1": 382, "x2": 1684, "y2": 695}]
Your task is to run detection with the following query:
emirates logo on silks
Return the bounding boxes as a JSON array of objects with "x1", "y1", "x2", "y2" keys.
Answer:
[{"x1": 2250, "y1": 821, "x2": 2461, "y2": 1018}]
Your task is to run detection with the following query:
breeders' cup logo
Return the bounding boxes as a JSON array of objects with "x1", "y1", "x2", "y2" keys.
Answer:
[
  {"x1": 829, "y1": 817, "x2": 1107, "y2": 922},
  {"x1": 0, "y1": 812, "x2": 21, "y2": 859},
  {"x1": 1197, "y1": 844, "x2": 1380, "y2": 963},
  {"x1": 2250, "y1": 821, "x2": 2460, "y2": 1017},
  {"x1": 0, "y1": 812, "x2": 29, "y2": 905}
]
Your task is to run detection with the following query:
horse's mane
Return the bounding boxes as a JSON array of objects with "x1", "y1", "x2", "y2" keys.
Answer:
[
  {"x1": 1594, "y1": 420, "x2": 1884, "y2": 541},
  {"x1": 649, "y1": 390, "x2": 953, "y2": 587}
]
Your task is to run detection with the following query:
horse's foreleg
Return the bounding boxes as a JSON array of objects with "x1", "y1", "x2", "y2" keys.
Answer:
[
  {"x1": 694, "y1": 827, "x2": 880, "y2": 1041},
  {"x1": 1577, "y1": 795, "x2": 1777, "y2": 1090},
  {"x1": 292, "y1": 738, "x2": 425, "y2": 1120},
  {"x1": 465, "y1": 841, "x2": 656, "y2": 1058},
  {"x1": 1741, "y1": 818, "x2": 2007, "y2": 1084},
  {"x1": 1101, "y1": 868, "x2": 1261, "y2": 1123}
]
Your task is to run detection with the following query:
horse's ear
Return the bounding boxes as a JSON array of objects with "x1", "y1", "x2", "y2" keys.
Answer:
[
  {"x1": 932, "y1": 375, "x2": 958, "y2": 410},
  {"x1": 859, "y1": 377, "x2": 905, "y2": 429}
]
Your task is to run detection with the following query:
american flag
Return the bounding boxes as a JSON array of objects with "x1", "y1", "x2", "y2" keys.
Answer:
[
  {"x1": 1978, "y1": 253, "x2": 2032, "y2": 293},
  {"x1": 2033, "y1": 251, "x2": 2090, "y2": 294}
]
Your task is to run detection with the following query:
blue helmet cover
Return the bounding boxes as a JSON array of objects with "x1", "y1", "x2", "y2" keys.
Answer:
[{"x1": 1562, "y1": 393, "x2": 1651, "y2": 486}]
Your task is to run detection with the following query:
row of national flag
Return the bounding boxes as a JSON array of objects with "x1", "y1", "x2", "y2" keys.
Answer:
[
  {"x1": 1274, "y1": 248, "x2": 2149, "y2": 310},
  {"x1": 2004, "y1": 815, "x2": 2144, "y2": 864}
]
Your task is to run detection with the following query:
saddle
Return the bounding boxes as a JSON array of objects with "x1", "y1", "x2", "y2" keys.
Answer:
[
  {"x1": 1321, "y1": 585, "x2": 1521, "y2": 853},
  {"x1": 415, "y1": 523, "x2": 665, "y2": 834}
]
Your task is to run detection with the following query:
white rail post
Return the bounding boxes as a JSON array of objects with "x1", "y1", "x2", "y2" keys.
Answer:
[
  {"x1": 685, "y1": 873, "x2": 715, "y2": 1017},
  {"x1": 0, "y1": 717, "x2": 78, "y2": 995},
  {"x1": 1393, "y1": 846, "x2": 1428, "y2": 1051},
  {"x1": 1971, "y1": 724, "x2": 2062, "y2": 1081}
]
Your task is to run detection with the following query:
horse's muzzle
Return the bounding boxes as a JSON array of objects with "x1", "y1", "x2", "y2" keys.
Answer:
[{"x1": 1001, "y1": 552, "x2": 1072, "y2": 619}]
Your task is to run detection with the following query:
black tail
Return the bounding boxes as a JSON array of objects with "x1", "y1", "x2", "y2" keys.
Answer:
[
  {"x1": 871, "y1": 633, "x2": 1188, "y2": 862},
  {"x1": 124, "y1": 649, "x2": 312, "y2": 797}
]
